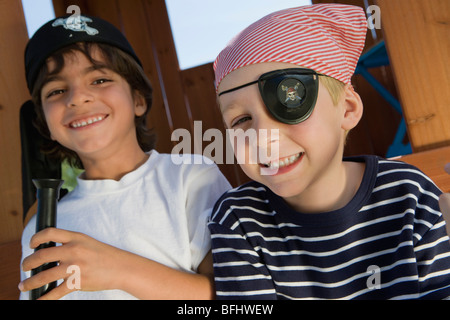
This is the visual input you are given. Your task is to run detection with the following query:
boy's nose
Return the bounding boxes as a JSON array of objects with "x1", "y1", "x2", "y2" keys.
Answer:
[{"x1": 66, "y1": 85, "x2": 93, "y2": 107}]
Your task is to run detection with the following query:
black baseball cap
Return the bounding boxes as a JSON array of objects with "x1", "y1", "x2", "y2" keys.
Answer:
[{"x1": 25, "y1": 14, "x2": 142, "y2": 93}]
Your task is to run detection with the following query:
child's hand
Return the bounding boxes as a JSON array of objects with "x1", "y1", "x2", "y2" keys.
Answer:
[
  {"x1": 20, "y1": 228, "x2": 215, "y2": 300},
  {"x1": 439, "y1": 163, "x2": 450, "y2": 219},
  {"x1": 19, "y1": 228, "x2": 126, "y2": 300}
]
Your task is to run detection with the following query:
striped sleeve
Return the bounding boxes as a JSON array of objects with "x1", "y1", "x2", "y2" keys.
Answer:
[
  {"x1": 413, "y1": 213, "x2": 450, "y2": 299},
  {"x1": 397, "y1": 164, "x2": 450, "y2": 299},
  {"x1": 209, "y1": 222, "x2": 277, "y2": 299},
  {"x1": 208, "y1": 185, "x2": 278, "y2": 299},
  {"x1": 366, "y1": 159, "x2": 450, "y2": 299}
]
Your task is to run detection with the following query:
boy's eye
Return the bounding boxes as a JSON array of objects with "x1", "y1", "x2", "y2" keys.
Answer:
[
  {"x1": 92, "y1": 78, "x2": 112, "y2": 85},
  {"x1": 231, "y1": 116, "x2": 252, "y2": 127},
  {"x1": 46, "y1": 89, "x2": 65, "y2": 98}
]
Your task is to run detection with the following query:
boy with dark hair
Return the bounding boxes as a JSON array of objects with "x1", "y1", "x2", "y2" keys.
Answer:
[{"x1": 19, "y1": 14, "x2": 230, "y2": 299}]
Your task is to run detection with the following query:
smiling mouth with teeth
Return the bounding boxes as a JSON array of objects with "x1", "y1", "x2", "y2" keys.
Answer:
[
  {"x1": 261, "y1": 152, "x2": 304, "y2": 169},
  {"x1": 69, "y1": 115, "x2": 108, "y2": 128}
]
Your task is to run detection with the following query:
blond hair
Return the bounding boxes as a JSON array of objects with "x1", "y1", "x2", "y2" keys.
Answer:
[{"x1": 319, "y1": 76, "x2": 346, "y2": 105}]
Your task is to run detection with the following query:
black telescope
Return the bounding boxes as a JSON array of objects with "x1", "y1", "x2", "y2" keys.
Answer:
[{"x1": 30, "y1": 179, "x2": 64, "y2": 300}]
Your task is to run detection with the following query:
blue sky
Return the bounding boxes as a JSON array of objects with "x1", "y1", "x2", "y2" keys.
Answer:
[{"x1": 22, "y1": 0, "x2": 311, "y2": 69}]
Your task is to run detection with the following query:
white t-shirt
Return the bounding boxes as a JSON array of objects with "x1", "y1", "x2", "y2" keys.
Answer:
[{"x1": 20, "y1": 150, "x2": 231, "y2": 299}]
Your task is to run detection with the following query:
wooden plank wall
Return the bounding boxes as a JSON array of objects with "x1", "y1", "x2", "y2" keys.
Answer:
[
  {"x1": 0, "y1": 0, "x2": 31, "y2": 300},
  {"x1": 0, "y1": 0, "x2": 30, "y2": 244},
  {"x1": 377, "y1": 0, "x2": 450, "y2": 152}
]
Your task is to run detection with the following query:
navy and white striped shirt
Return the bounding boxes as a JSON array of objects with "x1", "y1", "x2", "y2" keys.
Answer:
[{"x1": 208, "y1": 156, "x2": 450, "y2": 299}]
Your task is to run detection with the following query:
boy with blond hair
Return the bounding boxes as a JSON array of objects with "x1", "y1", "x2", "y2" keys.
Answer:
[{"x1": 208, "y1": 4, "x2": 450, "y2": 299}]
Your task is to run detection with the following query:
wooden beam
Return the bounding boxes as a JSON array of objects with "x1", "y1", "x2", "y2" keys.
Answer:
[
  {"x1": 0, "y1": 240, "x2": 22, "y2": 299},
  {"x1": 396, "y1": 146, "x2": 450, "y2": 193},
  {"x1": 142, "y1": 0, "x2": 193, "y2": 132},
  {"x1": 0, "y1": 0, "x2": 30, "y2": 243},
  {"x1": 377, "y1": 0, "x2": 450, "y2": 152}
]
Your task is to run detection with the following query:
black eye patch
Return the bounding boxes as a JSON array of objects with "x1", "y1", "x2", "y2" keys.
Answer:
[{"x1": 219, "y1": 68, "x2": 320, "y2": 125}]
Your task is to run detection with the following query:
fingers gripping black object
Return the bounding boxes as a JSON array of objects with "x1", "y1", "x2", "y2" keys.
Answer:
[
  {"x1": 218, "y1": 68, "x2": 320, "y2": 124},
  {"x1": 30, "y1": 179, "x2": 64, "y2": 300}
]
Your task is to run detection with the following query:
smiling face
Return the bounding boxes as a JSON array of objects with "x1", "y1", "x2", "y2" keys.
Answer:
[
  {"x1": 40, "y1": 47, "x2": 147, "y2": 165},
  {"x1": 218, "y1": 62, "x2": 363, "y2": 211}
]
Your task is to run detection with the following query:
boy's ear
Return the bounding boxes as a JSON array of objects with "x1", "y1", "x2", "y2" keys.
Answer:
[
  {"x1": 341, "y1": 85, "x2": 363, "y2": 131},
  {"x1": 133, "y1": 91, "x2": 147, "y2": 117}
]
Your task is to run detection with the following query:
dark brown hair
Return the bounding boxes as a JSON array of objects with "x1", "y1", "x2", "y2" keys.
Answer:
[{"x1": 31, "y1": 42, "x2": 156, "y2": 169}]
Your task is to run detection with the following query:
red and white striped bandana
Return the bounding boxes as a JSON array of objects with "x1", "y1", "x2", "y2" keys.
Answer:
[{"x1": 213, "y1": 4, "x2": 367, "y2": 92}]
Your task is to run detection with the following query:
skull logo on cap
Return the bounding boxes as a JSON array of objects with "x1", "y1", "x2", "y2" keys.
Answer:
[{"x1": 52, "y1": 15, "x2": 99, "y2": 36}]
